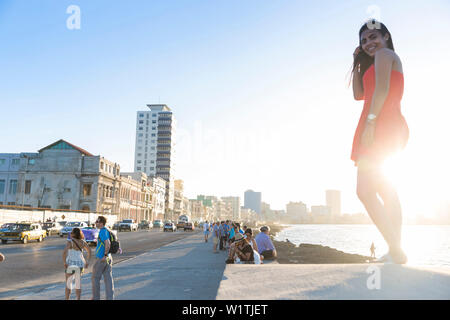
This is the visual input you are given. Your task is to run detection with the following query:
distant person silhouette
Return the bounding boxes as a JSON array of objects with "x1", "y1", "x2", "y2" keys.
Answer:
[{"x1": 370, "y1": 242, "x2": 376, "y2": 258}]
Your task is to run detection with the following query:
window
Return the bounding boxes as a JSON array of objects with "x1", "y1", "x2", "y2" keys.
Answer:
[
  {"x1": 139, "y1": 127, "x2": 143, "y2": 130},
  {"x1": 25, "y1": 180, "x2": 32, "y2": 194},
  {"x1": 0, "y1": 159, "x2": 5, "y2": 165},
  {"x1": 139, "y1": 114, "x2": 144, "y2": 118},
  {"x1": 139, "y1": 120, "x2": 144, "y2": 124},
  {"x1": 137, "y1": 167, "x2": 142, "y2": 171},
  {"x1": 151, "y1": 147, "x2": 155, "y2": 150},
  {"x1": 137, "y1": 160, "x2": 142, "y2": 164},
  {"x1": 137, "y1": 153, "x2": 142, "y2": 157},
  {"x1": 28, "y1": 159, "x2": 35, "y2": 165},
  {"x1": 152, "y1": 120, "x2": 156, "y2": 124},
  {"x1": 0, "y1": 180, "x2": 5, "y2": 194},
  {"x1": 100, "y1": 162, "x2": 104, "y2": 170},
  {"x1": 152, "y1": 114, "x2": 156, "y2": 117},
  {"x1": 138, "y1": 133, "x2": 143, "y2": 137},
  {"x1": 83, "y1": 184, "x2": 92, "y2": 197},
  {"x1": 9, "y1": 180, "x2": 17, "y2": 195},
  {"x1": 11, "y1": 159, "x2": 19, "y2": 165},
  {"x1": 150, "y1": 160, "x2": 155, "y2": 164},
  {"x1": 151, "y1": 133, "x2": 156, "y2": 137}
]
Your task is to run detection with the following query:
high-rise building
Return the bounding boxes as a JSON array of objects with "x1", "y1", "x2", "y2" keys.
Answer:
[
  {"x1": 286, "y1": 201, "x2": 308, "y2": 223},
  {"x1": 221, "y1": 196, "x2": 241, "y2": 220},
  {"x1": 244, "y1": 190, "x2": 261, "y2": 215},
  {"x1": 134, "y1": 104, "x2": 176, "y2": 220},
  {"x1": 326, "y1": 190, "x2": 341, "y2": 217}
]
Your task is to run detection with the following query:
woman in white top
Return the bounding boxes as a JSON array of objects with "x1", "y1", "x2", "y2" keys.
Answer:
[
  {"x1": 62, "y1": 227, "x2": 92, "y2": 300},
  {"x1": 244, "y1": 228, "x2": 263, "y2": 264}
]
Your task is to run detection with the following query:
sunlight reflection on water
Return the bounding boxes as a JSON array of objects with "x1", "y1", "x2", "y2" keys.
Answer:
[{"x1": 275, "y1": 224, "x2": 450, "y2": 267}]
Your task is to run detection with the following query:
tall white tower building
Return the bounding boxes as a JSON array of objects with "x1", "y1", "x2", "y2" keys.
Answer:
[
  {"x1": 326, "y1": 189, "x2": 341, "y2": 218},
  {"x1": 134, "y1": 104, "x2": 176, "y2": 219}
]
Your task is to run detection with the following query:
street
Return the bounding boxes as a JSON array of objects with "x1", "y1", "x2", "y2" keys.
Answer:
[{"x1": 0, "y1": 228, "x2": 199, "y2": 300}]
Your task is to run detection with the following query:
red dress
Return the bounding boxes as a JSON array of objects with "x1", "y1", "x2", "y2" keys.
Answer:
[{"x1": 351, "y1": 64, "x2": 409, "y2": 164}]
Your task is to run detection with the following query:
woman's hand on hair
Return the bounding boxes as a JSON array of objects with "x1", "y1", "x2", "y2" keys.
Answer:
[{"x1": 353, "y1": 46, "x2": 361, "y2": 58}]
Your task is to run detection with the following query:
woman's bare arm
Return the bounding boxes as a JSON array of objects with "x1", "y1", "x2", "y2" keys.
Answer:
[{"x1": 369, "y1": 48, "x2": 394, "y2": 116}]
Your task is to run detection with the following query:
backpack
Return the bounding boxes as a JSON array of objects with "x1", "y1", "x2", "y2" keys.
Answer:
[{"x1": 99, "y1": 228, "x2": 120, "y2": 254}]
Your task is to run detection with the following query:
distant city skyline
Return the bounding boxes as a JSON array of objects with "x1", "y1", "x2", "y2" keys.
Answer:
[{"x1": 1, "y1": 1, "x2": 449, "y2": 218}]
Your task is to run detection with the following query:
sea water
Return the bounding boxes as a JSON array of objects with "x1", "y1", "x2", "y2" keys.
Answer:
[{"x1": 274, "y1": 224, "x2": 450, "y2": 267}]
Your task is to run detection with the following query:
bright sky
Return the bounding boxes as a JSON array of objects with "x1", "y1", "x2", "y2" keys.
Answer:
[{"x1": 1, "y1": 0, "x2": 449, "y2": 219}]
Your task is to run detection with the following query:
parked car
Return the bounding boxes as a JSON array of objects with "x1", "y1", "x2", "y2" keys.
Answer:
[
  {"x1": 0, "y1": 222, "x2": 47, "y2": 244},
  {"x1": 153, "y1": 220, "x2": 163, "y2": 228},
  {"x1": 184, "y1": 222, "x2": 195, "y2": 232},
  {"x1": 138, "y1": 220, "x2": 153, "y2": 230},
  {"x1": 60, "y1": 221, "x2": 88, "y2": 237},
  {"x1": 163, "y1": 222, "x2": 176, "y2": 232},
  {"x1": 119, "y1": 219, "x2": 138, "y2": 232},
  {"x1": 112, "y1": 222, "x2": 120, "y2": 230}
]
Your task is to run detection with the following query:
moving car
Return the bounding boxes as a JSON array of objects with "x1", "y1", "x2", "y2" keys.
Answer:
[
  {"x1": 119, "y1": 219, "x2": 138, "y2": 232},
  {"x1": 68, "y1": 226, "x2": 99, "y2": 246},
  {"x1": 163, "y1": 222, "x2": 176, "y2": 232},
  {"x1": 0, "y1": 223, "x2": 16, "y2": 232},
  {"x1": 176, "y1": 220, "x2": 186, "y2": 229},
  {"x1": 184, "y1": 222, "x2": 195, "y2": 231},
  {"x1": 153, "y1": 220, "x2": 163, "y2": 228},
  {"x1": 0, "y1": 222, "x2": 47, "y2": 244},
  {"x1": 138, "y1": 220, "x2": 153, "y2": 230},
  {"x1": 60, "y1": 221, "x2": 88, "y2": 237},
  {"x1": 42, "y1": 221, "x2": 66, "y2": 236}
]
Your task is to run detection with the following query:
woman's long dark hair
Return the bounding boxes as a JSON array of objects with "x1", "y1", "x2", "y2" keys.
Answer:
[
  {"x1": 71, "y1": 227, "x2": 84, "y2": 240},
  {"x1": 349, "y1": 20, "x2": 395, "y2": 87}
]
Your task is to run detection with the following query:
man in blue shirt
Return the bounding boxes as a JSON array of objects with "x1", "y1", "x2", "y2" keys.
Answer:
[
  {"x1": 255, "y1": 226, "x2": 277, "y2": 260},
  {"x1": 91, "y1": 216, "x2": 114, "y2": 300}
]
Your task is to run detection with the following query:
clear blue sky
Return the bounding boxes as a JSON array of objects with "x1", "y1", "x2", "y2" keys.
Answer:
[{"x1": 1, "y1": 0, "x2": 449, "y2": 218}]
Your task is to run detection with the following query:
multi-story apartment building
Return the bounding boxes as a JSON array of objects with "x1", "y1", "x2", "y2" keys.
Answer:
[
  {"x1": 149, "y1": 176, "x2": 166, "y2": 221},
  {"x1": 1, "y1": 140, "x2": 154, "y2": 223},
  {"x1": 326, "y1": 190, "x2": 341, "y2": 218},
  {"x1": 221, "y1": 196, "x2": 241, "y2": 220},
  {"x1": 286, "y1": 201, "x2": 309, "y2": 223},
  {"x1": 0, "y1": 154, "x2": 22, "y2": 206},
  {"x1": 134, "y1": 104, "x2": 176, "y2": 220}
]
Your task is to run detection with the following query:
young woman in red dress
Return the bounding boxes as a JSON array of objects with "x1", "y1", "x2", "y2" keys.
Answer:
[{"x1": 351, "y1": 20, "x2": 409, "y2": 264}]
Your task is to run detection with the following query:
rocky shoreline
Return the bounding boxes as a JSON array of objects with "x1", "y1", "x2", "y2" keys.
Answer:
[{"x1": 251, "y1": 223, "x2": 375, "y2": 264}]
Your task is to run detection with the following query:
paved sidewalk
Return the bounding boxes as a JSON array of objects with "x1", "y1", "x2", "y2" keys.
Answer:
[
  {"x1": 16, "y1": 232, "x2": 228, "y2": 300},
  {"x1": 14, "y1": 232, "x2": 450, "y2": 300}
]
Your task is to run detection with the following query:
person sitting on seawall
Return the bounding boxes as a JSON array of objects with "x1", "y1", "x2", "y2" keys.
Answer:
[
  {"x1": 244, "y1": 228, "x2": 263, "y2": 264},
  {"x1": 228, "y1": 233, "x2": 254, "y2": 264},
  {"x1": 255, "y1": 226, "x2": 277, "y2": 260}
]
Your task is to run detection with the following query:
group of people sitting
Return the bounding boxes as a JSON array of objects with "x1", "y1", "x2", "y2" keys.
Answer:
[{"x1": 203, "y1": 220, "x2": 277, "y2": 264}]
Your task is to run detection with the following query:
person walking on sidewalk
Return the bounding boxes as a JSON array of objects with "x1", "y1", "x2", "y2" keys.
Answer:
[
  {"x1": 91, "y1": 216, "x2": 114, "y2": 300},
  {"x1": 62, "y1": 227, "x2": 91, "y2": 300},
  {"x1": 203, "y1": 220, "x2": 210, "y2": 243},
  {"x1": 212, "y1": 221, "x2": 220, "y2": 253}
]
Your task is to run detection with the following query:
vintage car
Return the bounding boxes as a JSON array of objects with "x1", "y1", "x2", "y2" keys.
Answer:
[
  {"x1": 0, "y1": 222, "x2": 47, "y2": 244},
  {"x1": 42, "y1": 221, "x2": 66, "y2": 236},
  {"x1": 60, "y1": 221, "x2": 88, "y2": 237},
  {"x1": 67, "y1": 226, "x2": 99, "y2": 246},
  {"x1": 0, "y1": 223, "x2": 16, "y2": 232},
  {"x1": 153, "y1": 220, "x2": 163, "y2": 228},
  {"x1": 183, "y1": 222, "x2": 195, "y2": 232},
  {"x1": 138, "y1": 220, "x2": 153, "y2": 230},
  {"x1": 163, "y1": 222, "x2": 176, "y2": 232},
  {"x1": 176, "y1": 220, "x2": 186, "y2": 229}
]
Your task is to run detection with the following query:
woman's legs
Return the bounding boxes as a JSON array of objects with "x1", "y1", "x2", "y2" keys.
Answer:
[
  {"x1": 356, "y1": 160, "x2": 401, "y2": 257},
  {"x1": 65, "y1": 273, "x2": 71, "y2": 300}
]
